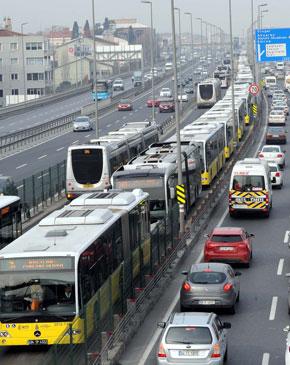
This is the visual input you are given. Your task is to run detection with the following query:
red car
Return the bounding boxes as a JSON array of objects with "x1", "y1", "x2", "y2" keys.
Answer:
[
  {"x1": 159, "y1": 98, "x2": 175, "y2": 113},
  {"x1": 204, "y1": 227, "x2": 254, "y2": 267},
  {"x1": 118, "y1": 99, "x2": 133, "y2": 111},
  {"x1": 147, "y1": 98, "x2": 160, "y2": 107}
]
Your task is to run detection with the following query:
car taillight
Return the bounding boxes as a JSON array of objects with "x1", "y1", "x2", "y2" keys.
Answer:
[
  {"x1": 259, "y1": 153, "x2": 264, "y2": 158},
  {"x1": 182, "y1": 282, "x2": 191, "y2": 292},
  {"x1": 211, "y1": 344, "x2": 221, "y2": 358},
  {"x1": 275, "y1": 172, "x2": 281, "y2": 177},
  {"x1": 277, "y1": 154, "x2": 283, "y2": 157},
  {"x1": 265, "y1": 192, "x2": 269, "y2": 204},
  {"x1": 223, "y1": 283, "x2": 233, "y2": 292},
  {"x1": 158, "y1": 343, "x2": 167, "y2": 358}
]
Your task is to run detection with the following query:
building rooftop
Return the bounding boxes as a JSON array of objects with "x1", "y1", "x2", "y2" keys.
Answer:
[{"x1": 0, "y1": 29, "x2": 22, "y2": 37}]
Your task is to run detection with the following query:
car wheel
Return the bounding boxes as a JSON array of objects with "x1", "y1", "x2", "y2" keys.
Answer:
[
  {"x1": 229, "y1": 303, "x2": 236, "y2": 314},
  {"x1": 224, "y1": 348, "x2": 228, "y2": 362},
  {"x1": 288, "y1": 304, "x2": 290, "y2": 315},
  {"x1": 180, "y1": 304, "x2": 187, "y2": 312}
]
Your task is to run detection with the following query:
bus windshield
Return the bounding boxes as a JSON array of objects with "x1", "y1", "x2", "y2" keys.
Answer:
[
  {"x1": 232, "y1": 175, "x2": 265, "y2": 191},
  {"x1": 0, "y1": 257, "x2": 76, "y2": 320},
  {"x1": 71, "y1": 148, "x2": 103, "y2": 185},
  {"x1": 199, "y1": 84, "x2": 213, "y2": 100},
  {"x1": 96, "y1": 82, "x2": 108, "y2": 92}
]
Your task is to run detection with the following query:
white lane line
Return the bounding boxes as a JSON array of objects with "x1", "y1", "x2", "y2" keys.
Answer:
[
  {"x1": 16, "y1": 184, "x2": 23, "y2": 189},
  {"x1": 56, "y1": 147, "x2": 64, "y2": 152},
  {"x1": 38, "y1": 154, "x2": 47, "y2": 160},
  {"x1": 107, "y1": 124, "x2": 112, "y2": 127},
  {"x1": 72, "y1": 140, "x2": 79, "y2": 144},
  {"x1": 16, "y1": 164, "x2": 27, "y2": 169},
  {"x1": 85, "y1": 134, "x2": 91, "y2": 138},
  {"x1": 262, "y1": 353, "x2": 270, "y2": 365},
  {"x1": 284, "y1": 231, "x2": 290, "y2": 244},
  {"x1": 277, "y1": 258, "x2": 284, "y2": 276},
  {"x1": 269, "y1": 296, "x2": 278, "y2": 321}
]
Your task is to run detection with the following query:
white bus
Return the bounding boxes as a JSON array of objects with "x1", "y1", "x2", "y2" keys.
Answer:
[
  {"x1": 165, "y1": 62, "x2": 173, "y2": 71},
  {"x1": 66, "y1": 122, "x2": 159, "y2": 199},
  {"x1": 0, "y1": 189, "x2": 150, "y2": 346},
  {"x1": 196, "y1": 78, "x2": 221, "y2": 108},
  {"x1": 265, "y1": 75, "x2": 277, "y2": 89}
]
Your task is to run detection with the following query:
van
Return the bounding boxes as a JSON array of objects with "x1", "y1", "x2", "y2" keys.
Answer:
[
  {"x1": 284, "y1": 75, "x2": 290, "y2": 92},
  {"x1": 165, "y1": 62, "x2": 173, "y2": 71},
  {"x1": 265, "y1": 76, "x2": 277, "y2": 89},
  {"x1": 276, "y1": 62, "x2": 284, "y2": 71},
  {"x1": 229, "y1": 158, "x2": 272, "y2": 217}
]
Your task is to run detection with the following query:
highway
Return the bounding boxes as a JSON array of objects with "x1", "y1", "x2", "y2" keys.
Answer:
[
  {"x1": 118, "y1": 92, "x2": 290, "y2": 365},
  {"x1": 0, "y1": 64, "x2": 210, "y2": 182}
]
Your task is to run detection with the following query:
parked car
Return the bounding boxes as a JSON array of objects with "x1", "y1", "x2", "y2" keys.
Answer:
[
  {"x1": 160, "y1": 88, "x2": 172, "y2": 97},
  {"x1": 112, "y1": 78, "x2": 124, "y2": 91},
  {"x1": 268, "y1": 110, "x2": 286, "y2": 126},
  {"x1": 73, "y1": 116, "x2": 93, "y2": 132},
  {"x1": 180, "y1": 262, "x2": 241, "y2": 314},
  {"x1": 118, "y1": 98, "x2": 133, "y2": 111},
  {"x1": 159, "y1": 97, "x2": 175, "y2": 113},
  {"x1": 258, "y1": 145, "x2": 285, "y2": 167},
  {"x1": 268, "y1": 162, "x2": 283, "y2": 189},
  {"x1": 157, "y1": 312, "x2": 231, "y2": 365},
  {"x1": 266, "y1": 126, "x2": 287, "y2": 144},
  {"x1": 204, "y1": 227, "x2": 253, "y2": 267},
  {"x1": 146, "y1": 98, "x2": 160, "y2": 107}
]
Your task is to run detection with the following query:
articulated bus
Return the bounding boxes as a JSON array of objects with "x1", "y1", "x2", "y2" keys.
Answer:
[
  {"x1": 66, "y1": 122, "x2": 159, "y2": 199},
  {"x1": 196, "y1": 78, "x2": 221, "y2": 108},
  {"x1": 0, "y1": 189, "x2": 150, "y2": 346},
  {"x1": 92, "y1": 80, "x2": 112, "y2": 101},
  {"x1": 111, "y1": 142, "x2": 202, "y2": 221},
  {"x1": 0, "y1": 196, "x2": 22, "y2": 248}
]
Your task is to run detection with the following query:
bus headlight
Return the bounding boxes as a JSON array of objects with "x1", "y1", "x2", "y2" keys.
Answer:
[
  {"x1": 0, "y1": 331, "x2": 11, "y2": 337},
  {"x1": 65, "y1": 329, "x2": 81, "y2": 336}
]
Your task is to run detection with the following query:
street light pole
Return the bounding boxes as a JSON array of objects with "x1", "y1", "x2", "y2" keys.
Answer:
[
  {"x1": 21, "y1": 22, "x2": 28, "y2": 103},
  {"x1": 91, "y1": 0, "x2": 99, "y2": 138},
  {"x1": 228, "y1": 0, "x2": 237, "y2": 144},
  {"x1": 257, "y1": 3, "x2": 267, "y2": 83},
  {"x1": 185, "y1": 12, "x2": 195, "y2": 91},
  {"x1": 174, "y1": 7, "x2": 183, "y2": 111},
  {"x1": 142, "y1": 0, "x2": 155, "y2": 124},
  {"x1": 171, "y1": 0, "x2": 184, "y2": 234},
  {"x1": 260, "y1": 10, "x2": 268, "y2": 28},
  {"x1": 196, "y1": 17, "x2": 203, "y2": 58},
  {"x1": 251, "y1": 0, "x2": 257, "y2": 84}
]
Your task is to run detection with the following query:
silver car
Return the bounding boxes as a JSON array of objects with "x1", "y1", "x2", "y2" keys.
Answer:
[
  {"x1": 180, "y1": 262, "x2": 241, "y2": 314},
  {"x1": 73, "y1": 116, "x2": 93, "y2": 132},
  {"x1": 157, "y1": 312, "x2": 231, "y2": 365}
]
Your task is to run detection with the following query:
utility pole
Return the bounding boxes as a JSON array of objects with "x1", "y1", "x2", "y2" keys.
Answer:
[
  {"x1": 185, "y1": 12, "x2": 195, "y2": 91},
  {"x1": 21, "y1": 23, "x2": 28, "y2": 103},
  {"x1": 229, "y1": 0, "x2": 237, "y2": 144},
  {"x1": 91, "y1": 0, "x2": 99, "y2": 138}
]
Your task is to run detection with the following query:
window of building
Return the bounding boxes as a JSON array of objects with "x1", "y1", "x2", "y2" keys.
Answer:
[
  {"x1": 11, "y1": 73, "x2": 18, "y2": 80},
  {"x1": 11, "y1": 58, "x2": 18, "y2": 65},
  {"x1": 26, "y1": 42, "x2": 43, "y2": 50},
  {"x1": 26, "y1": 57, "x2": 43, "y2": 65},
  {"x1": 0, "y1": 74, "x2": 2, "y2": 82},
  {"x1": 27, "y1": 73, "x2": 44, "y2": 81},
  {"x1": 27, "y1": 88, "x2": 44, "y2": 95},
  {"x1": 10, "y1": 43, "x2": 18, "y2": 51},
  {"x1": 0, "y1": 90, "x2": 3, "y2": 98},
  {"x1": 11, "y1": 89, "x2": 19, "y2": 95}
]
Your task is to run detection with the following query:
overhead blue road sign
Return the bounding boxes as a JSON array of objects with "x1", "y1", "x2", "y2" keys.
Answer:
[{"x1": 255, "y1": 28, "x2": 290, "y2": 63}]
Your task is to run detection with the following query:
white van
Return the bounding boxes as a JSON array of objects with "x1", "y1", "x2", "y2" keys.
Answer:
[
  {"x1": 229, "y1": 158, "x2": 272, "y2": 217},
  {"x1": 265, "y1": 76, "x2": 277, "y2": 89},
  {"x1": 165, "y1": 62, "x2": 173, "y2": 71},
  {"x1": 276, "y1": 62, "x2": 284, "y2": 71}
]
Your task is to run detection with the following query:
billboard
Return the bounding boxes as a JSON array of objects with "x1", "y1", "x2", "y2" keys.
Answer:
[{"x1": 255, "y1": 28, "x2": 290, "y2": 63}]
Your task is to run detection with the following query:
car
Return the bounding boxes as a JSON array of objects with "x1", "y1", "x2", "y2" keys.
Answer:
[
  {"x1": 271, "y1": 105, "x2": 288, "y2": 118},
  {"x1": 266, "y1": 126, "x2": 287, "y2": 144},
  {"x1": 160, "y1": 88, "x2": 172, "y2": 97},
  {"x1": 112, "y1": 79, "x2": 124, "y2": 91},
  {"x1": 268, "y1": 110, "x2": 286, "y2": 126},
  {"x1": 204, "y1": 227, "x2": 254, "y2": 267},
  {"x1": 73, "y1": 116, "x2": 93, "y2": 132},
  {"x1": 184, "y1": 86, "x2": 194, "y2": 94},
  {"x1": 180, "y1": 262, "x2": 241, "y2": 314},
  {"x1": 117, "y1": 98, "x2": 133, "y2": 111},
  {"x1": 177, "y1": 93, "x2": 189, "y2": 102},
  {"x1": 268, "y1": 162, "x2": 283, "y2": 189},
  {"x1": 283, "y1": 325, "x2": 290, "y2": 364},
  {"x1": 146, "y1": 98, "x2": 160, "y2": 107},
  {"x1": 159, "y1": 98, "x2": 175, "y2": 113},
  {"x1": 272, "y1": 100, "x2": 289, "y2": 115},
  {"x1": 258, "y1": 145, "x2": 285, "y2": 167},
  {"x1": 157, "y1": 312, "x2": 231, "y2": 365}
]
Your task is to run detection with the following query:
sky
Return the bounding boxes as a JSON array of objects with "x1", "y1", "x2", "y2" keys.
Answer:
[{"x1": 2, "y1": 0, "x2": 290, "y2": 37}]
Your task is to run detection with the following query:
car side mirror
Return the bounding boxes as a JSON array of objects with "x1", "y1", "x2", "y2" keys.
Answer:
[
  {"x1": 223, "y1": 322, "x2": 231, "y2": 329},
  {"x1": 250, "y1": 233, "x2": 255, "y2": 237},
  {"x1": 235, "y1": 272, "x2": 242, "y2": 276},
  {"x1": 204, "y1": 234, "x2": 210, "y2": 238},
  {"x1": 181, "y1": 271, "x2": 188, "y2": 276},
  {"x1": 284, "y1": 325, "x2": 290, "y2": 332},
  {"x1": 157, "y1": 322, "x2": 166, "y2": 329}
]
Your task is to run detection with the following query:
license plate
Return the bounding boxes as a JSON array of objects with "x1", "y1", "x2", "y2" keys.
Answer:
[
  {"x1": 273, "y1": 135, "x2": 279, "y2": 137},
  {"x1": 179, "y1": 350, "x2": 197, "y2": 356},
  {"x1": 198, "y1": 300, "x2": 215, "y2": 305},
  {"x1": 220, "y1": 247, "x2": 234, "y2": 251},
  {"x1": 28, "y1": 339, "x2": 48, "y2": 345},
  {"x1": 83, "y1": 184, "x2": 93, "y2": 188}
]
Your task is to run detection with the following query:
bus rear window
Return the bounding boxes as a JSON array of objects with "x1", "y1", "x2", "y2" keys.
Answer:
[
  {"x1": 232, "y1": 175, "x2": 265, "y2": 191},
  {"x1": 71, "y1": 149, "x2": 103, "y2": 184}
]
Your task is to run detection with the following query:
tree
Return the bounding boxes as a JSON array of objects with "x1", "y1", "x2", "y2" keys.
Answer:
[
  {"x1": 83, "y1": 20, "x2": 91, "y2": 38},
  {"x1": 128, "y1": 26, "x2": 135, "y2": 44},
  {"x1": 103, "y1": 17, "x2": 110, "y2": 31},
  {"x1": 71, "y1": 21, "x2": 80, "y2": 39}
]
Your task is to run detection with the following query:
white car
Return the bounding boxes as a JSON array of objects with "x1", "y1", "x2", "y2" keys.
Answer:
[
  {"x1": 268, "y1": 110, "x2": 286, "y2": 125},
  {"x1": 272, "y1": 101, "x2": 289, "y2": 115},
  {"x1": 160, "y1": 88, "x2": 172, "y2": 97},
  {"x1": 177, "y1": 93, "x2": 189, "y2": 102},
  {"x1": 258, "y1": 145, "x2": 285, "y2": 167},
  {"x1": 284, "y1": 326, "x2": 290, "y2": 365},
  {"x1": 268, "y1": 162, "x2": 283, "y2": 188},
  {"x1": 272, "y1": 105, "x2": 288, "y2": 117},
  {"x1": 73, "y1": 116, "x2": 93, "y2": 132}
]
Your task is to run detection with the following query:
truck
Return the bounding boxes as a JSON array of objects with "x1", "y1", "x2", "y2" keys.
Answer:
[{"x1": 132, "y1": 71, "x2": 143, "y2": 87}]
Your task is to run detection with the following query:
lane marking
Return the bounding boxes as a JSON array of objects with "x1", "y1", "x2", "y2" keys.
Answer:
[
  {"x1": 56, "y1": 147, "x2": 64, "y2": 152},
  {"x1": 107, "y1": 124, "x2": 112, "y2": 127},
  {"x1": 269, "y1": 296, "x2": 278, "y2": 321},
  {"x1": 284, "y1": 231, "x2": 290, "y2": 244},
  {"x1": 277, "y1": 258, "x2": 284, "y2": 276},
  {"x1": 72, "y1": 140, "x2": 79, "y2": 144},
  {"x1": 262, "y1": 353, "x2": 270, "y2": 365},
  {"x1": 16, "y1": 164, "x2": 27, "y2": 169},
  {"x1": 85, "y1": 134, "x2": 91, "y2": 138},
  {"x1": 38, "y1": 154, "x2": 47, "y2": 160}
]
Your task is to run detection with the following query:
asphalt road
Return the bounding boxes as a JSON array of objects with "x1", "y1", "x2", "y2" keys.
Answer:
[
  {"x1": 118, "y1": 91, "x2": 290, "y2": 365},
  {"x1": 0, "y1": 65, "x2": 212, "y2": 183}
]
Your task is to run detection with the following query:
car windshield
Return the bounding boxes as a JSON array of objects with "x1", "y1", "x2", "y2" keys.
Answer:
[
  {"x1": 120, "y1": 99, "x2": 130, "y2": 104},
  {"x1": 268, "y1": 127, "x2": 284, "y2": 134},
  {"x1": 211, "y1": 235, "x2": 243, "y2": 242},
  {"x1": 269, "y1": 165, "x2": 278, "y2": 172},
  {"x1": 166, "y1": 326, "x2": 212, "y2": 345},
  {"x1": 75, "y1": 117, "x2": 89, "y2": 123},
  {"x1": 262, "y1": 146, "x2": 280, "y2": 152},
  {"x1": 189, "y1": 271, "x2": 227, "y2": 284},
  {"x1": 232, "y1": 175, "x2": 265, "y2": 191},
  {"x1": 270, "y1": 111, "x2": 283, "y2": 115}
]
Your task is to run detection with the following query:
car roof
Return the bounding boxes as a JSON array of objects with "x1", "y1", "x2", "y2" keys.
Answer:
[
  {"x1": 170, "y1": 312, "x2": 215, "y2": 326},
  {"x1": 211, "y1": 226, "x2": 244, "y2": 235},
  {"x1": 190, "y1": 262, "x2": 230, "y2": 273}
]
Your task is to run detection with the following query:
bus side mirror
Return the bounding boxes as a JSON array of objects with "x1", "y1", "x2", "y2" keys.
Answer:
[{"x1": 170, "y1": 187, "x2": 175, "y2": 199}]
